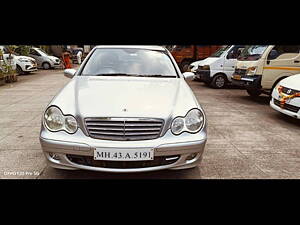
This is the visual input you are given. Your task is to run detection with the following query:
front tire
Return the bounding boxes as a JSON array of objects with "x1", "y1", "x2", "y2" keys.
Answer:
[
  {"x1": 180, "y1": 60, "x2": 192, "y2": 72},
  {"x1": 16, "y1": 65, "x2": 24, "y2": 75},
  {"x1": 246, "y1": 89, "x2": 262, "y2": 97},
  {"x1": 210, "y1": 74, "x2": 227, "y2": 89},
  {"x1": 42, "y1": 62, "x2": 51, "y2": 70}
]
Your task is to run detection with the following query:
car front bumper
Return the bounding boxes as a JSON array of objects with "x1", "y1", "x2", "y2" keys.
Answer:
[
  {"x1": 40, "y1": 125, "x2": 207, "y2": 173},
  {"x1": 231, "y1": 74, "x2": 262, "y2": 89},
  {"x1": 24, "y1": 64, "x2": 38, "y2": 72},
  {"x1": 270, "y1": 95, "x2": 300, "y2": 119},
  {"x1": 195, "y1": 69, "x2": 211, "y2": 83}
]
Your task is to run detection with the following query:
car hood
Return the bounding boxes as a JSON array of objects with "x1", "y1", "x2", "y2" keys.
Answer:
[
  {"x1": 49, "y1": 56, "x2": 59, "y2": 61},
  {"x1": 15, "y1": 55, "x2": 35, "y2": 61},
  {"x1": 279, "y1": 74, "x2": 300, "y2": 90},
  {"x1": 191, "y1": 57, "x2": 220, "y2": 67},
  {"x1": 51, "y1": 76, "x2": 199, "y2": 120}
]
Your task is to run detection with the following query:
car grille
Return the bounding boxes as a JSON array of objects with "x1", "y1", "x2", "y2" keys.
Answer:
[
  {"x1": 85, "y1": 118, "x2": 164, "y2": 141},
  {"x1": 66, "y1": 154, "x2": 180, "y2": 169},
  {"x1": 274, "y1": 99, "x2": 300, "y2": 113},
  {"x1": 281, "y1": 86, "x2": 300, "y2": 95},
  {"x1": 234, "y1": 68, "x2": 247, "y2": 76}
]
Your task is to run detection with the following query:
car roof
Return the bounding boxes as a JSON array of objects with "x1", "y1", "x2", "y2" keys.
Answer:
[{"x1": 94, "y1": 45, "x2": 166, "y2": 51}]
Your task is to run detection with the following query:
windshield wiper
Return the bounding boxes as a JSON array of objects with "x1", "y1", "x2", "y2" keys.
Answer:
[
  {"x1": 92, "y1": 73, "x2": 177, "y2": 78},
  {"x1": 139, "y1": 74, "x2": 177, "y2": 78},
  {"x1": 94, "y1": 73, "x2": 140, "y2": 77}
]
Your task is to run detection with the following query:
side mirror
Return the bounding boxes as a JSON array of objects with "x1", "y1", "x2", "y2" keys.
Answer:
[
  {"x1": 64, "y1": 69, "x2": 76, "y2": 78},
  {"x1": 182, "y1": 72, "x2": 195, "y2": 80},
  {"x1": 268, "y1": 49, "x2": 279, "y2": 60}
]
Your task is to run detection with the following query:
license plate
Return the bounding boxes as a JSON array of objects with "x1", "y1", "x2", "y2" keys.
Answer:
[
  {"x1": 232, "y1": 74, "x2": 241, "y2": 80},
  {"x1": 94, "y1": 148, "x2": 154, "y2": 161}
]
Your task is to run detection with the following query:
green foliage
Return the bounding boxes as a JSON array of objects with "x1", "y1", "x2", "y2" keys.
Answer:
[
  {"x1": 0, "y1": 48, "x2": 16, "y2": 79},
  {"x1": 16, "y1": 45, "x2": 31, "y2": 56},
  {"x1": 39, "y1": 45, "x2": 50, "y2": 54}
]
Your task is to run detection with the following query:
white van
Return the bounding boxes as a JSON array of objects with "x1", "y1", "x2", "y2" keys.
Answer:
[
  {"x1": 191, "y1": 45, "x2": 245, "y2": 88},
  {"x1": 231, "y1": 45, "x2": 300, "y2": 97}
]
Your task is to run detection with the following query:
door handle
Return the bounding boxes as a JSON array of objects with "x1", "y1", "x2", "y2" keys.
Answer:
[{"x1": 294, "y1": 60, "x2": 300, "y2": 63}]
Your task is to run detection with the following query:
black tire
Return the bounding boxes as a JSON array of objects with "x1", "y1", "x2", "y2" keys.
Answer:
[
  {"x1": 246, "y1": 89, "x2": 262, "y2": 97},
  {"x1": 42, "y1": 62, "x2": 51, "y2": 70},
  {"x1": 16, "y1": 65, "x2": 24, "y2": 75},
  {"x1": 210, "y1": 74, "x2": 227, "y2": 89},
  {"x1": 193, "y1": 76, "x2": 202, "y2": 82},
  {"x1": 180, "y1": 60, "x2": 192, "y2": 72}
]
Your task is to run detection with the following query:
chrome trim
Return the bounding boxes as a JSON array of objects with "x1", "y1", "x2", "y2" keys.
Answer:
[{"x1": 85, "y1": 117, "x2": 164, "y2": 141}]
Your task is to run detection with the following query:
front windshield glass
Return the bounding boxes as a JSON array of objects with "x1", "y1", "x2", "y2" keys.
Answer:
[
  {"x1": 36, "y1": 48, "x2": 49, "y2": 57},
  {"x1": 81, "y1": 48, "x2": 178, "y2": 77},
  {"x1": 210, "y1": 45, "x2": 231, "y2": 57},
  {"x1": 238, "y1": 45, "x2": 268, "y2": 61}
]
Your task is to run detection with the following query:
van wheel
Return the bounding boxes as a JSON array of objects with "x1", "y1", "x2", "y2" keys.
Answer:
[
  {"x1": 180, "y1": 60, "x2": 192, "y2": 72},
  {"x1": 246, "y1": 89, "x2": 262, "y2": 97},
  {"x1": 42, "y1": 62, "x2": 51, "y2": 70},
  {"x1": 210, "y1": 74, "x2": 227, "y2": 89}
]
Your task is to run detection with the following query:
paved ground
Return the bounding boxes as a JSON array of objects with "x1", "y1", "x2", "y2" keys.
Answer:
[{"x1": 0, "y1": 68, "x2": 299, "y2": 179}]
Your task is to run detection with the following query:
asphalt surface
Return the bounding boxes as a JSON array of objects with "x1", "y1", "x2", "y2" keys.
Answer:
[{"x1": 0, "y1": 68, "x2": 299, "y2": 179}]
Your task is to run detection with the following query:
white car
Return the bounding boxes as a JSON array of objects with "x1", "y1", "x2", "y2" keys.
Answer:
[
  {"x1": 270, "y1": 74, "x2": 300, "y2": 119},
  {"x1": 15, "y1": 47, "x2": 61, "y2": 70},
  {"x1": 14, "y1": 54, "x2": 38, "y2": 75},
  {"x1": 190, "y1": 45, "x2": 245, "y2": 88}
]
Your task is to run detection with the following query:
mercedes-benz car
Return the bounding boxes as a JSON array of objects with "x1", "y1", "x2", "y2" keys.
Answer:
[{"x1": 39, "y1": 45, "x2": 207, "y2": 173}]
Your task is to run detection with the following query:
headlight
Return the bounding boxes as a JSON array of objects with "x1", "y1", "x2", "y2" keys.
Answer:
[
  {"x1": 171, "y1": 117, "x2": 185, "y2": 135},
  {"x1": 171, "y1": 109, "x2": 204, "y2": 135},
  {"x1": 246, "y1": 66, "x2": 257, "y2": 75},
  {"x1": 44, "y1": 106, "x2": 78, "y2": 134},
  {"x1": 65, "y1": 116, "x2": 78, "y2": 133},
  {"x1": 202, "y1": 65, "x2": 210, "y2": 70},
  {"x1": 185, "y1": 109, "x2": 204, "y2": 132}
]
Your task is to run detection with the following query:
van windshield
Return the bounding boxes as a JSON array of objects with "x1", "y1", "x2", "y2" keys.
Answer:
[
  {"x1": 238, "y1": 45, "x2": 268, "y2": 61},
  {"x1": 210, "y1": 45, "x2": 231, "y2": 57}
]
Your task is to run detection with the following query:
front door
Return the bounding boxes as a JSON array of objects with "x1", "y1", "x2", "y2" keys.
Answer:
[
  {"x1": 262, "y1": 45, "x2": 300, "y2": 89},
  {"x1": 223, "y1": 45, "x2": 245, "y2": 80}
]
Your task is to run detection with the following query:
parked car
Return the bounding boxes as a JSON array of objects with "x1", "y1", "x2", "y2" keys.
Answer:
[
  {"x1": 15, "y1": 47, "x2": 61, "y2": 70},
  {"x1": 231, "y1": 45, "x2": 300, "y2": 97},
  {"x1": 39, "y1": 45, "x2": 207, "y2": 173},
  {"x1": 13, "y1": 52, "x2": 38, "y2": 75},
  {"x1": 270, "y1": 74, "x2": 300, "y2": 119},
  {"x1": 191, "y1": 45, "x2": 245, "y2": 88}
]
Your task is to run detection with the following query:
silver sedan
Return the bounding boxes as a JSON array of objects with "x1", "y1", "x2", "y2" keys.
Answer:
[{"x1": 39, "y1": 45, "x2": 207, "y2": 173}]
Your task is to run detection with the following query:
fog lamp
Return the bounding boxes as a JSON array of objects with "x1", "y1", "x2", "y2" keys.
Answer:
[{"x1": 186, "y1": 153, "x2": 198, "y2": 161}]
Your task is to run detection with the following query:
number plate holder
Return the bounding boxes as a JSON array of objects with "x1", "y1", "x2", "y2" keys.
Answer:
[{"x1": 94, "y1": 148, "x2": 154, "y2": 161}]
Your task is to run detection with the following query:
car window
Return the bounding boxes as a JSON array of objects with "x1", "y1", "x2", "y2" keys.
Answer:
[
  {"x1": 81, "y1": 48, "x2": 178, "y2": 77},
  {"x1": 30, "y1": 49, "x2": 40, "y2": 56},
  {"x1": 268, "y1": 45, "x2": 300, "y2": 60},
  {"x1": 227, "y1": 46, "x2": 245, "y2": 59}
]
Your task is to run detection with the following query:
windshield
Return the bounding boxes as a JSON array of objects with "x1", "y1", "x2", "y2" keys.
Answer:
[
  {"x1": 238, "y1": 45, "x2": 269, "y2": 61},
  {"x1": 35, "y1": 48, "x2": 49, "y2": 57},
  {"x1": 210, "y1": 45, "x2": 231, "y2": 57},
  {"x1": 81, "y1": 48, "x2": 178, "y2": 77}
]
